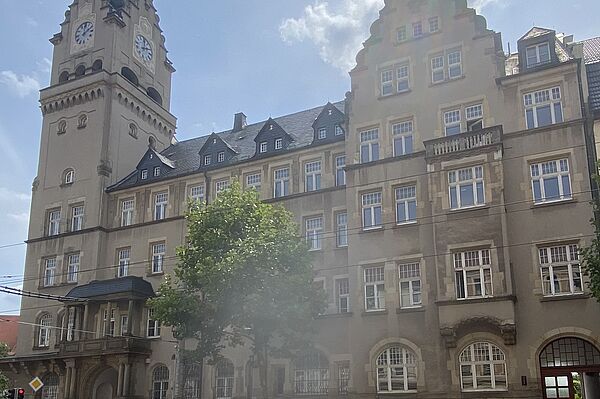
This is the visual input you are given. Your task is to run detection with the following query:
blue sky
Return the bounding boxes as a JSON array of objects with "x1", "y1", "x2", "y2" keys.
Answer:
[{"x1": 0, "y1": 0, "x2": 598, "y2": 314}]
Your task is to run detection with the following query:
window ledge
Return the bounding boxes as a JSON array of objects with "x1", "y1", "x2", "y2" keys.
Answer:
[
  {"x1": 361, "y1": 310, "x2": 388, "y2": 317},
  {"x1": 378, "y1": 89, "x2": 412, "y2": 101},
  {"x1": 430, "y1": 75, "x2": 466, "y2": 87},
  {"x1": 448, "y1": 205, "x2": 489, "y2": 215},
  {"x1": 360, "y1": 227, "x2": 385, "y2": 235},
  {"x1": 531, "y1": 198, "x2": 577, "y2": 209},
  {"x1": 436, "y1": 295, "x2": 517, "y2": 306},
  {"x1": 393, "y1": 221, "x2": 418, "y2": 229},
  {"x1": 334, "y1": 245, "x2": 348, "y2": 251},
  {"x1": 148, "y1": 272, "x2": 165, "y2": 278},
  {"x1": 396, "y1": 306, "x2": 425, "y2": 314},
  {"x1": 540, "y1": 293, "x2": 590, "y2": 302},
  {"x1": 317, "y1": 312, "x2": 353, "y2": 320}
]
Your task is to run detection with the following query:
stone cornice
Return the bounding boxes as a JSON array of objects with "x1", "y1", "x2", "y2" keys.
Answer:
[{"x1": 40, "y1": 84, "x2": 105, "y2": 116}]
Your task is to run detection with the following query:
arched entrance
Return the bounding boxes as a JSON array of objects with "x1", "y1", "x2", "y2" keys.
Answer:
[
  {"x1": 90, "y1": 367, "x2": 118, "y2": 399},
  {"x1": 540, "y1": 337, "x2": 600, "y2": 398}
]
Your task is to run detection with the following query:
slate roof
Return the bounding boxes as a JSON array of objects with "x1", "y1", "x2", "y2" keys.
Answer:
[
  {"x1": 582, "y1": 37, "x2": 600, "y2": 65},
  {"x1": 587, "y1": 62, "x2": 600, "y2": 114},
  {"x1": 66, "y1": 276, "x2": 155, "y2": 299},
  {"x1": 519, "y1": 27, "x2": 554, "y2": 41},
  {"x1": 108, "y1": 100, "x2": 345, "y2": 192}
]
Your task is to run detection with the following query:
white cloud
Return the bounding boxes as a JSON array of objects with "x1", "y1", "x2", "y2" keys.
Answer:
[
  {"x1": 0, "y1": 188, "x2": 31, "y2": 202},
  {"x1": 0, "y1": 71, "x2": 41, "y2": 98},
  {"x1": 279, "y1": 0, "x2": 384, "y2": 72},
  {"x1": 468, "y1": 0, "x2": 504, "y2": 12},
  {"x1": 7, "y1": 212, "x2": 29, "y2": 224}
]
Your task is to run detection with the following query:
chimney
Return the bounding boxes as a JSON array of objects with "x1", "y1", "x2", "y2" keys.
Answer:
[{"x1": 233, "y1": 112, "x2": 247, "y2": 132}]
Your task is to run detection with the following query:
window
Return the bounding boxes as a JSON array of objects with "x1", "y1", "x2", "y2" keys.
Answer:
[
  {"x1": 376, "y1": 347, "x2": 417, "y2": 393},
  {"x1": 120, "y1": 315, "x2": 129, "y2": 336},
  {"x1": 318, "y1": 128, "x2": 327, "y2": 139},
  {"x1": 336, "y1": 212, "x2": 348, "y2": 248},
  {"x1": 71, "y1": 205, "x2": 84, "y2": 232},
  {"x1": 335, "y1": 155, "x2": 346, "y2": 186},
  {"x1": 275, "y1": 138, "x2": 283, "y2": 150},
  {"x1": 215, "y1": 180, "x2": 230, "y2": 196},
  {"x1": 360, "y1": 129, "x2": 380, "y2": 163},
  {"x1": 121, "y1": 199, "x2": 134, "y2": 226},
  {"x1": 153, "y1": 166, "x2": 161, "y2": 177},
  {"x1": 102, "y1": 308, "x2": 116, "y2": 337},
  {"x1": 141, "y1": 169, "x2": 148, "y2": 180},
  {"x1": 64, "y1": 169, "x2": 75, "y2": 185},
  {"x1": 526, "y1": 42, "x2": 551, "y2": 67},
  {"x1": 274, "y1": 168, "x2": 290, "y2": 198},
  {"x1": 190, "y1": 185, "x2": 205, "y2": 202},
  {"x1": 216, "y1": 360, "x2": 234, "y2": 399},
  {"x1": 183, "y1": 364, "x2": 202, "y2": 399},
  {"x1": 539, "y1": 244, "x2": 583, "y2": 296},
  {"x1": 246, "y1": 173, "x2": 261, "y2": 191},
  {"x1": 217, "y1": 152, "x2": 225, "y2": 163},
  {"x1": 152, "y1": 365, "x2": 169, "y2": 399},
  {"x1": 466, "y1": 104, "x2": 484, "y2": 131},
  {"x1": 338, "y1": 363, "x2": 351, "y2": 395},
  {"x1": 260, "y1": 142, "x2": 268, "y2": 153},
  {"x1": 43, "y1": 258, "x2": 56, "y2": 287},
  {"x1": 444, "y1": 110, "x2": 461, "y2": 135},
  {"x1": 524, "y1": 87, "x2": 563, "y2": 129},
  {"x1": 392, "y1": 120, "x2": 414, "y2": 156},
  {"x1": 305, "y1": 160, "x2": 322, "y2": 192},
  {"x1": 336, "y1": 278, "x2": 350, "y2": 313},
  {"x1": 362, "y1": 192, "x2": 382, "y2": 230},
  {"x1": 448, "y1": 50, "x2": 462, "y2": 78},
  {"x1": 459, "y1": 342, "x2": 507, "y2": 391},
  {"x1": 397, "y1": 64, "x2": 409, "y2": 92},
  {"x1": 395, "y1": 186, "x2": 417, "y2": 224},
  {"x1": 294, "y1": 351, "x2": 329, "y2": 395},
  {"x1": 531, "y1": 159, "x2": 572, "y2": 203},
  {"x1": 399, "y1": 263, "x2": 421, "y2": 308},
  {"x1": 397, "y1": 26, "x2": 407, "y2": 42},
  {"x1": 431, "y1": 55, "x2": 445, "y2": 83},
  {"x1": 154, "y1": 192, "x2": 168, "y2": 220},
  {"x1": 335, "y1": 125, "x2": 344, "y2": 136},
  {"x1": 449, "y1": 166, "x2": 485, "y2": 209},
  {"x1": 38, "y1": 314, "x2": 52, "y2": 347},
  {"x1": 67, "y1": 253, "x2": 80, "y2": 283},
  {"x1": 41, "y1": 373, "x2": 59, "y2": 399},
  {"x1": 147, "y1": 308, "x2": 161, "y2": 338},
  {"x1": 118, "y1": 248, "x2": 130, "y2": 278},
  {"x1": 412, "y1": 21, "x2": 423, "y2": 37},
  {"x1": 48, "y1": 209, "x2": 61, "y2": 236},
  {"x1": 152, "y1": 243, "x2": 166, "y2": 274},
  {"x1": 381, "y1": 70, "x2": 394, "y2": 96},
  {"x1": 66, "y1": 311, "x2": 75, "y2": 342},
  {"x1": 306, "y1": 217, "x2": 323, "y2": 251},
  {"x1": 364, "y1": 266, "x2": 385, "y2": 311},
  {"x1": 454, "y1": 249, "x2": 493, "y2": 299},
  {"x1": 429, "y1": 16, "x2": 439, "y2": 32},
  {"x1": 204, "y1": 154, "x2": 211, "y2": 166}
]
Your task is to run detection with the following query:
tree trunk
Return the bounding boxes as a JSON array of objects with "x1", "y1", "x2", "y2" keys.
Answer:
[{"x1": 255, "y1": 336, "x2": 269, "y2": 399}]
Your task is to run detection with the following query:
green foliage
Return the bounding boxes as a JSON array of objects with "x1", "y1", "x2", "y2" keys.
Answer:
[
  {"x1": 0, "y1": 342, "x2": 8, "y2": 392},
  {"x1": 580, "y1": 171, "x2": 600, "y2": 302},
  {"x1": 150, "y1": 182, "x2": 326, "y2": 364}
]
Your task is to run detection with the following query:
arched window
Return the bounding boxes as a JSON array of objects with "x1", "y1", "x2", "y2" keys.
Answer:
[
  {"x1": 459, "y1": 342, "x2": 507, "y2": 391},
  {"x1": 64, "y1": 169, "x2": 75, "y2": 185},
  {"x1": 376, "y1": 346, "x2": 417, "y2": 393},
  {"x1": 92, "y1": 59, "x2": 103, "y2": 72},
  {"x1": 183, "y1": 363, "x2": 202, "y2": 399},
  {"x1": 215, "y1": 359, "x2": 234, "y2": 399},
  {"x1": 59, "y1": 71, "x2": 70, "y2": 83},
  {"x1": 41, "y1": 373, "x2": 59, "y2": 399},
  {"x1": 75, "y1": 64, "x2": 86, "y2": 78},
  {"x1": 152, "y1": 365, "x2": 169, "y2": 399},
  {"x1": 147, "y1": 87, "x2": 163, "y2": 106},
  {"x1": 294, "y1": 350, "x2": 329, "y2": 395},
  {"x1": 37, "y1": 314, "x2": 52, "y2": 348},
  {"x1": 121, "y1": 67, "x2": 139, "y2": 86},
  {"x1": 540, "y1": 337, "x2": 600, "y2": 368}
]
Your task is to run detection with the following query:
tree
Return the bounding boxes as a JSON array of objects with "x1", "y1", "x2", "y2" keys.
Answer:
[
  {"x1": 151, "y1": 182, "x2": 326, "y2": 398},
  {"x1": 0, "y1": 342, "x2": 9, "y2": 392},
  {"x1": 580, "y1": 172, "x2": 600, "y2": 302}
]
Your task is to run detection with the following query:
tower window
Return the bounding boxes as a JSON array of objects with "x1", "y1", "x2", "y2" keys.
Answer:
[
  {"x1": 64, "y1": 169, "x2": 75, "y2": 185},
  {"x1": 92, "y1": 60, "x2": 103, "y2": 72},
  {"x1": 75, "y1": 65, "x2": 86, "y2": 78},
  {"x1": 147, "y1": 87, "x2": 163, "y2": 106},
  {"x1": 59, "y1": 71, "x2": 70, "y2": 83},
  {"x1": 121, "y1": 67, "x2": 139, "y2": 86}
]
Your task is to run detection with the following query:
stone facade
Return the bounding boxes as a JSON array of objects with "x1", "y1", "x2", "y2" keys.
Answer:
[{"x1": 1, "y1": 1, "x2": 600, "y2": 399}]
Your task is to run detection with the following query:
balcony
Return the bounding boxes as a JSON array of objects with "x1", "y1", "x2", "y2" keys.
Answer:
[
  {"x1": 425, "y1": 125, "x2": 503, "y2": 159},
  {"x1": 58, "y1": 336, "x2": 151, "y2": 357}
]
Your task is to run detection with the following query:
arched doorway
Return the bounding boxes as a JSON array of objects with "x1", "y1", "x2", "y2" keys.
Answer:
[
  {"x1": 540, "y1": 337, "x2": 600, "y2": 398},
  {"x1": 90, "y1": 367, "x2": 118, "y2": 399}
]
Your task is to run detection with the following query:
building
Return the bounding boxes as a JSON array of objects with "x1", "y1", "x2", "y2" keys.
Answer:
[
  {"x1": 0, "y1": 316, "x2": 20, "y2": 356},
  {"x1": 1, "y1": 0, "x2": 600, "y2": 398}
]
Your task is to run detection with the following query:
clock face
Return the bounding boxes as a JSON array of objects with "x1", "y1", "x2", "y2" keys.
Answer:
[
  {"x1": 135, "y1": 35, "x2": 154, "y2": 62},
  {"x1": 75, "y1": 21, "x2": 94, "y2": 45}
]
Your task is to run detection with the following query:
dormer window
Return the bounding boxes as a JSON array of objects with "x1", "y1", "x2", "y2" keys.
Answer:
[
  {"x1": 153, "y1": 167, "x2": 161, "y2": 177},
  {"x1": 141, "y1": 169, "x2": 148, "y2": 180},
  {"x1": 275, "y1": 138, "x2": 283, "y2": 150},
  {"x1": 204, "y1": 155, "x2": 212, "y2": 166},
  {"x1": 217, "y1": 152, "x2": 225, "y2": 163},
  {"x1": 318, "y1": 128, "x2": 327, "y2": 140},
  {"x1": 335, "y1": 125, "x2": 344, "y2": 136},
  {"x1": 526, "y1": 42, "x2": 551, "y2": 68},
  {"x1": 260, "y1": 142, "x2": 268, "y2": 153}
]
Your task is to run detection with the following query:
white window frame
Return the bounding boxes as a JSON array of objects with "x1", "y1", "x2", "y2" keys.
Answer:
[
  {"x1": 154, "y1": 192, "x2": 168, "y2": 220},
  {"x1": 395, "y1": 185, "x2": 417, "y2": 224},
  {"x1": 335, "y1": 155, "x2": 346, "y2": 186},
  {"x1": 459, "y1": 342, "x2": 507, "y2": 392},
  {"x1": 429, "y1": 16, "x2": 439, "y2": 33},
  {"x1": 217, "y1": 151, "x2": 225, "y2": 163},
  {"x1": 305, "y1": 216, "x2": 323, "y2": 251},
  {"x1": 141, "y1": 169, "x2": 148, "y2": 180},
  {"x1": 152, "y1": 243, "x2": 166, "y2": 274},
  {"x1": 364, "y1": 266, "x2": 385, "y2": 311},
  {"x1": 48, "y1": 209, "x2": 61, "y2": 236},
  {"x1": 381, "y1": 69, "x2": 394, "y2": 96},
  {"x1": 392, "y1": 120, "x2": 414, "y2": 156},
  {"x1": 152, "y1": 366, "x2": 169, "y2": 399},
  {"x1": 454, "y1": 249, "x2": 493, "y2": 300},
  {"x1": 102, "y1": 308, "x2": 116, "y2": 337},
  {"x1": 44, "y1": 258, "x2": 56, "y2": 287},
  {"x1": 397, "y1": 26, "x2": 407, "y2": 42},
  {"x1": 526, "y1": 42, "x2": 551, "y2": 68},
  {"x1": 259, "y1": 142, "x2": 268, "y2": 153},
  {"x1": 399, "y1": 263, "x2": 421, "y2": 308},
  {"x1": 466, "y1": 104, "x2": 484, "y2": 131},
  {"x1": 120, "y1": 315, "x2": 129, "y2": 336},
  {"x1": 70, "y1": 205, "x2": 84, "y2": 232},
  {"x1": 190, "y1": 185, "x2": 205, "y2": 202},
  {"x1": 215, "y1": 179, "x2": 230, "y2": 196},
  {"x1": 318, "y1": 127, "x2": 327, "y2": 140},
  {"x1": 121, "y1": 199, "x2": 134, "y2": 227},
  {"x1": 204, "y1": 154, "x2": 212, "y2": 166},
  {"x1": 376, "y1": 347, "x2": 418, "y2": 393},
  {"x1": 304, "y1": 160, "x2": 322, "y2": 192},
  {"x1": 336, "y1": 212, "x2": 348, "y2": 248},
  {"x1": 335, "y1": 277, "x2": 350, "y2": 313},
  {"x1": 530, "y1": 159, "x2": 572, "y2": 204},
  {"x1": 335, "y1": 125, "x2": 344, "y2": 136},
  {"x1": 360, "y1": 129, "x2": 380, "y2": 163},
  {"x1": 444, "y1": 109, "x2": 461, "y2": 135},
  {"x1": 524, "y1": 87, "x2": 563, "y2": 129},
  {"x1": 246, "y1": 173, "x2": 262, "y2": 191},
  {"x1": 412, "y1": 21, "x2": 423, "y2": 37},
  {"x1": 215, "y1": 361, "x2": 234, "y2": 399},
  {"x1": 431, "y1": 55, "x2": 445, "y2": 83},
  {"x1": 64, "y1": 170, "x2": 75, "y2": 185},
  {"x1": 539, "y1": 244, "x2": 583, "y2": 296},
  {"x1": 153, "y1": 166, "x2": 161, "y2": 177},
  {"x1": 448, "y1": 166, "x2": 485, "y2": 209},
  {"x1": 275, "y1": 138, "x2": 283, "y2": 150},
  {"x1": 448, "y1": 50, "x2": 462, "y2": 79},
  {"x1": 397, "y1": 64, "x2": 409, "y2": 92},
  {"x1": 362, "y1": 192, "x2": 383, "y2": 230},
  {"x1": 147, "y1": 308, "x2": 161, "y2": 338},
  {"x1": 274, "y1": 168, "x2": 290, "y2": 198},
  {"x1": 67, "y1": 253, "x2": 80, "y2": 283},
  {"x1": 118, "y1": 248, "x2": 130, "y2": 278},
  {"x1": 38, "y1": 314, "x2": 52, "y2": 347}
]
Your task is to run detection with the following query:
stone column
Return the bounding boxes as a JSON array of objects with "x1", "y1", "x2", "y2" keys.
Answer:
[
  {"x1": 82, "y1": 303, "x2": 90, "y2": 340},
  {"x1": 64, "y1": 366, "x2": 72, "y2": 399},
  {"x1": 69, "y1": 366, "x2": 77, "y2": 398},
  {"x1": 127, "y1": 299, "x2": 134, "y2": 336},
  {"x1": 104, "y1": 302, "x2": 112, "y2": 336},
  {"x1": 117, "y1": 362, "x2": 124, "y2": 396},
  {"x1": 123, "y1": 363, "x2": 132, "y2": 396}
]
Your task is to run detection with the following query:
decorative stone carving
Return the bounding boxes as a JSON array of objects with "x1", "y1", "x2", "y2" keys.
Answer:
[
  {"x1": 57, "y1": 120, "x2": 67, "y2": 135},
  {"x1": 97, "y1": 160, "x2": 113, "y2": 177},
  {"x1": 78, "y1": 114, "x2": 88, "y2": 129}
]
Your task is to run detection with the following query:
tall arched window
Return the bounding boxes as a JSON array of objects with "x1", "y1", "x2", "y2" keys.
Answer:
[
  {"x1": 215, "y1": 359, "x2": 234, "y2": 399},
  {"x1": 75, "y1": 64, "x2": 86, "y2": 78},
  {"x1": 152, "y1": 365, "x2": 169, "y2": 399},
  {"x1": 147, "y1": 87, "x2": 163, "y2": 106},
  {"x1": 41, "y1": 373, "x2": 59, "y2": 399},
  {"x1": 459, "y1": 342, "x2": 507, "y2": 391},
  {"x1": 376, "y1": 346, "x2": 417, "y2": 393},
  {"x1": 38, "y1": 314, "x2": 52, "y2": 348},
  {"x1": 59, "y1": 71, "x2": 70, "y2": 83},
  {"x1": 294, "y1": 350, "x2": 329, "y2": 395},
  {"x1": 183, "y1": 363, "x2": 202, "y2": 399},
  {"x1": 121, "y1": 67, "x2": 139, "y2": 86}
]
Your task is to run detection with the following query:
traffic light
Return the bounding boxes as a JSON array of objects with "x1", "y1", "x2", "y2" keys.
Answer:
[
  {"x1": 16, "y1": 389, "x2": 24, "y2": 399},
  {"x1": 5, "y1": 389, "x2": 15, "y2": 399}
]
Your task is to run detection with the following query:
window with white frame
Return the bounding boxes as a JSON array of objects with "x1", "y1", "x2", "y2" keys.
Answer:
[
  {"x1": 71, "y1": 205, "x2": 84, "y2": 232},
  {"x1": 395, "y1": 186, "x2": 417, "y2": 224},
  {"x1": 190, "y1": 185, "x2": 205, "y2": 202},
  {"x1": 215, "y1": 180, "x2": 230, "y2": 196},
  {"x1": 154, "y1": 192, "x2": 168, "y2": 220},
  {"x1": 67, "y1": 253, "x2": 80, "y2": 283},
  {"x1": 44, "y1": 258, "x2": 56, "y2": 287},
  {"x1": 246, "y1": 173, "x2": 262, "y2": 191},
  {"x1": 338, "y1": 363, "x2": 350, "y2": 395},
  {"x1": 412, "y1": 21, "x2": 423, "y2": 37},
  {"x1": 38, "y1": 314, "x2": 52, "y2": 347},
  {"x1": 397, "y1": 26, "x2": 407, "y2": 42},
  {"x1": 41, "y1": 373, "x2": 59, "y2": 399},
  {"x1": 526, "y1": 42, "x2": 551, "y2": 68},
  {"x1": 399, "y1": 263, "x2": 421, "y2": 308},
  {"x1": 393, "y1": 120, "x2": 414, "y2": 156},
  {"x1": 449, "y1": 166, "x2": 485, "y2": 209},
  {"x1": 274, "y1": 168, "x2": 290, "y2": 198},
  {"x1": 524, "y1": 87, "x2": 563, "y2": 129},
  {"x1": 360, "y1": 129, "x2": 380, "y2": 163},
  {"x1": 121, "y1": 199, "x2": 134, "y2": 227},
  {"x1": 459, "y1": 342, "x2": 507, "y2": 391},
  {"x1": 216, "y1": 360, "x2": 234, "y2": 399},
  {"x1": 466, "y1": 104, "x2": 484, "y2": 131},
  {"x1": 154, "y1": 166, "x2": 161, "y2": 177},
  {"x1": 120, "y1": 315, "x2": 129, "y2": 336},
  {"x1": 305, "y1": 160, "x2": 322, "y2": 192},
  {"x1": 448, "y1": 50, "x2": 462, "y2": 78},
  {"x1": 260, "y1": 142, "x2": 268, "y2": 153},
  {"x1": 539, "y1": 244, "x2": 583, "y2": 296},
  {"x1": 531, "y1": 159, "x2": 572, "y2": 204},
  {"x1": 362, "y1": 192, "x2": 382, "y2": 230},
  {"x1": 48, "y1": 209, "x2": 61, "y2": 236},
  {"x1": 64, "y1": 169, "x2": 75, "y2": 185},
  {"x1": 294, "y1": 351, "x2": 330, "y2": 395},
  {"x1": 147, "y1": 308, "x2": 161, "y2": 338},
  {"x1": 431, "y1": 55, "x2": 445, "y2": 83},
  {"x1": 335, "y1": 125, "x2": 344, "y2": 136},
  {"x1": 66, "y1": 311, "x2": 75, "y2": 342},
  {"x1": 429, "y1": 16, "x2": 439, "y2": 32},
  {"x1": 335, "y1": 155, "x2": 346, "y2": 186},
  {"x1": 204, "y1": 154, "x2": 211, "y2": 166},
  {"x1": 217, "y1": 152, "x2": 225, "y2": 163},
  {"x1": 381, "y1": 70, "x2": 394, "y2": 96},
  {"x1": 318, "y1": 127, "x2": 327, "y2": 139},
  {"x1": 376, "y1": 346, "x2": 417, "y2": 393},
  {"x1": 152, "y1": 243, "x2": 166, "y2": 274},
  {"x1": 275, "y1": 138, "x2": 283, "y2": 150},
  {"x1": 336, "y1": 278, "x2": 350, "y2": 313},
  {"x1": 364, "y1": 266, "x2": 385, "y2": 311},
  {"x1": 152, "y1": 365, "x2": 169, "y2": 399},
  {"x1": 454, "y1": 249, "x2": 493, "y2": 299},
  {"x1": 444, "y1": 109, "x2": 461, "y2": 135},
  {"x1": 141, "y1": 169, "x2": 148, "y2": 180},
  {"x1": 102, "y1": 308, "x2": 116, "y2": 336},
  {"x1": 306, "y1": 217, "x2": 323, "y2": 251},
  {"x1": 336, "y1": 212, "x2": 348, "y2": 248},
  {"x1": 118, "y1": 248, "x2": 130, "y2": 278},
  {"x1": 397, "y1": 64, "x2": 409, "y2": 92}
]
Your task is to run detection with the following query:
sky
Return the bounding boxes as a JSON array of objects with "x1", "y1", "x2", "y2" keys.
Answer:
[{"x1": 0, "y1": 0, "x2": 599, "y2": 314}]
